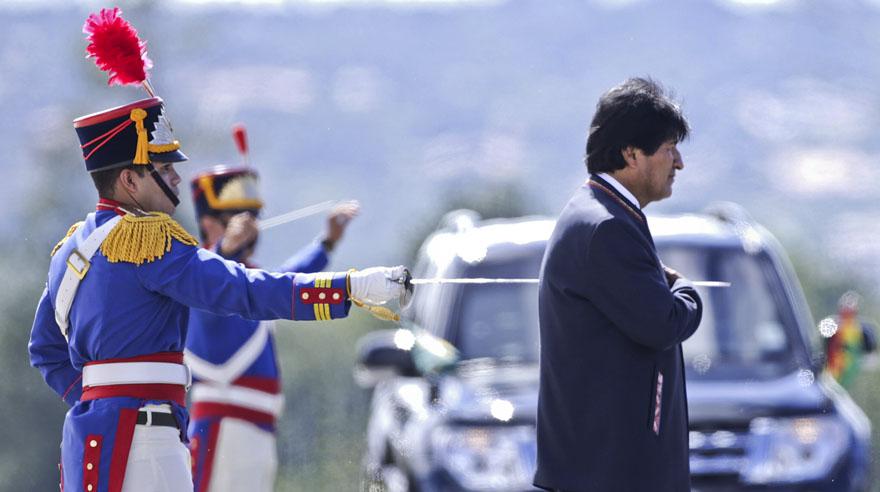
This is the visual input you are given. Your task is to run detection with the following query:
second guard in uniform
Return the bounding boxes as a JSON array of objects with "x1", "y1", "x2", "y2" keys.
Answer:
[{"x1": 186, "y1": 155, "x2": 360, "y2": 491}]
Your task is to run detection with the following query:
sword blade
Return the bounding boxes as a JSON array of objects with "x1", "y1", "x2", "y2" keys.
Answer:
[
  {"x1": 409, "y1": 278, "x2": 539, "y2": 285},
  {"x1": 407, "y1": 278, "x2": 730, "y2": 287},
  {"x1": 693, "y1": 281, "x2": 731, "y2": 288},
  {"x1": 258, "y1": 200, "x2": 339, "y2": 231}
]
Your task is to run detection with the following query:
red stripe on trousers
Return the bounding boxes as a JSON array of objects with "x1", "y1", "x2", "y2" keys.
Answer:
[{"x1": 108, "y1": 408, "x2": 139, "y2": 492}]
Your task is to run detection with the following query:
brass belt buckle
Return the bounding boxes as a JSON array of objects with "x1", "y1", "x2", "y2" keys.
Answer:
[{"x1": 66, "y1": 249, "x2": 90, "y2": 280}]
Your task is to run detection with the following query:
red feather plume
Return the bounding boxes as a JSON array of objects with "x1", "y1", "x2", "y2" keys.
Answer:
[
  {"x1": 232, "y1": 124, "x2": 249, "y2": 157},
  {"x1": 83, "y1": 7, "x2": 153, "y2": 86}
]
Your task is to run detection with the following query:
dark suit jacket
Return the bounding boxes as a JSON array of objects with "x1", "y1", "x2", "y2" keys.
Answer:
[{"x1": 534, "y1": 175, "x2": 703, "y2": 492}]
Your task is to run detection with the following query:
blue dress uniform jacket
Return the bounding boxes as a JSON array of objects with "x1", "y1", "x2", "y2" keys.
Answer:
[
  {"x1": 28, "y1": 201, "x2": 350, "y2": 492},
  {"x1": 534, "y1": 176, "x2": 703, "y2": 492},
  {"x1": 186, "y1": 241, "x2": 328, "y2": 389},
  {"x1": 185, "y1": 242, "x2": 328, "y2": 491}
]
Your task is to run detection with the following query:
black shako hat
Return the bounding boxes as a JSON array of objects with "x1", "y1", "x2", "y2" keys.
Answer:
[
  {"x1": 74, "y1": 97, "x2": 188, "y2": 173},
  {"x1": 190, "y1": 166, "x2": 264, "y2": 219}
]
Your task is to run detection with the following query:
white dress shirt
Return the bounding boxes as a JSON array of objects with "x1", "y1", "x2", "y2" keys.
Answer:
[{"x1": 598, "y1": 173, "x2": 640, "y2": 210}]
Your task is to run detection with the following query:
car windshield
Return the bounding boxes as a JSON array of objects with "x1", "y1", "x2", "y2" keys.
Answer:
[
  {"x1": 659, "y1": 244, "x2": 799, "y2": 380},
  {"x1": 450, "y1": 243, "x2": 799, "y2": 380}
]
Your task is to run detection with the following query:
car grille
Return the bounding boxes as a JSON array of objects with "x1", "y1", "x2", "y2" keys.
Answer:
[{"x1": 689, "y1": 426, "x2": 749, "y2": 486}]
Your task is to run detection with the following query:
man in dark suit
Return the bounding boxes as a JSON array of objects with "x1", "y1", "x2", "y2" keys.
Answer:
[{"x1": 534, "y1": 78, "x2": 704, "y2": 492}]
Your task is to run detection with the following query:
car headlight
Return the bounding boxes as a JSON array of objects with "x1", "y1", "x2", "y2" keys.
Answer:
[
  {"x1": 431, "y1": 425, "x2": 536, "y2": 491},
  {"x1": 742, "y1": 415, "x2": 849, "y2": 484}
]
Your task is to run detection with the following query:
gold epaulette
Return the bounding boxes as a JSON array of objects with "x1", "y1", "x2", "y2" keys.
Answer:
[
  {"x1": 50, "y1": 221, "x2": 85, "y2": 257},
  {"x1": 100, "y1": 212, "x2": 198, "y2": 265}
]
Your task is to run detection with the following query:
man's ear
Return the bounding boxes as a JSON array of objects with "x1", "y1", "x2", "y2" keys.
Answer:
[
  {"x1": 620, "y1": 146, "x2": 639, "y2": 167},
  {"x1": 118, "y1": 168, "x2": 139, "y2": 195}
]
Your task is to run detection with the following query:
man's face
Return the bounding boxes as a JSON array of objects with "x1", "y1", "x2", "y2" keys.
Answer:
[
  {"x1": 634, "y1": 140, "x2": 683, "y2": 206},
  {"x1": 134, "y1": 162, "x2": 181, "y2": 215}
]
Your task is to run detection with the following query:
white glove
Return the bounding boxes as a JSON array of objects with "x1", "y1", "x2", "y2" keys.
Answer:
[{"x1": 348, "y1": 266, "x2": 407, "y2": 305}]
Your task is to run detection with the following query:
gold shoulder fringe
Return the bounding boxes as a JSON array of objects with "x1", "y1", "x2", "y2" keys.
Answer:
[
  {"x1": 50, "y1": 221, "x2": 84, "y2": 257},
  {"x1": 100, "y1": 212, "x2": 198, "y2": 265}
]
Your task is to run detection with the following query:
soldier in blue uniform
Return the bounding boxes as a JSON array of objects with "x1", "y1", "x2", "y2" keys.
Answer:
[
  {"x1": 185, "y1": 161, "x2": 360, "y2": 492},
  {"x1": 27, "y1": 95, "x2": 405, "y2": 491}
]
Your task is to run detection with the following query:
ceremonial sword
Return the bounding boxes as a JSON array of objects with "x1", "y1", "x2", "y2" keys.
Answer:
[
  {"x1": 395, "y1": 271, "x2": 729, "y2": 308},
  {"x1": 402, "y1": 277, "x2": 730, "y2": 287}
]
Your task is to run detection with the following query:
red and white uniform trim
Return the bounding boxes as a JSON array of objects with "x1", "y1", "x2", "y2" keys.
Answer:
[
  {"x1": 190, "y1": 376, "x2": 282, "y2": 426},
  {"x1": 82, "y1": 352, "x2": 190, "y2": 407},
  {"x1": 185, "y1": 322, "x2": 284, "y2": 426}
]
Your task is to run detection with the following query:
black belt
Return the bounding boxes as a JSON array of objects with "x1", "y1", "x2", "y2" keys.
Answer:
[{"x1": 136, "y1": 410, "x2": 178, "y2": 429}]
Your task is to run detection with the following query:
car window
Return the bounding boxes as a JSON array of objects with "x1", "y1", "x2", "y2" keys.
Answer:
[
  {"x1": 451, "y1": 253, "x2": 542, "y2": 363},
  {"x1": 436, "y1": 239, "x2": 800, "y2": 379},
  {"x1": 659, "y1": 245, "x2": 799, "y2": 380}
]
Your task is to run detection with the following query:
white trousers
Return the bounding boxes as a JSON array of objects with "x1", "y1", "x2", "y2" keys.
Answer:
[
  {"x1": 120, "y1": 426, "x2": 193, "y2": 492},
  {"x1": 121, "y1": 405, "x2": 193, "y2": 492},
  {"x1": 207, "y1": 418, "x2": 278, "y2": 492}
]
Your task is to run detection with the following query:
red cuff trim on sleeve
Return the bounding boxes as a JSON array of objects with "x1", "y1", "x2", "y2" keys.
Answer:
[{"x1": 297, "y1": 287, "x2": 345, "y2": 305}]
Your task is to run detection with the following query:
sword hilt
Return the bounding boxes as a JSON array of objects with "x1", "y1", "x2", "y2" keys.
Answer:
[{"x1": 397, "y1": 268, "x2": 414, "y2": 309}]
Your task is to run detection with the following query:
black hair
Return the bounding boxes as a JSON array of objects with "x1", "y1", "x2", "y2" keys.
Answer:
[
  {"x1": 89, "y1": 162, "x2": 146, "y2": 198},
  {"x1": 585, "y1": 77, "x2": 689, "y2": 174}
]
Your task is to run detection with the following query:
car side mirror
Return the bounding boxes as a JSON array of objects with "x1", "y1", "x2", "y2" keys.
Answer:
[
  {"x1": 353, "y1": 327, "x2": 461, "y2": 389},
  {"x1": 410, "y1": 330, "x2": 460, "y2": 375},
  {"x1": 353, "y1": 329, "x2": 419, "y2": 388}
]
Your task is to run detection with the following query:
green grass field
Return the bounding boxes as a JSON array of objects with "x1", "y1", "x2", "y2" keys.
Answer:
[{"x1": 846, "y1": 365, "x2": 880, "y2": 491}]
